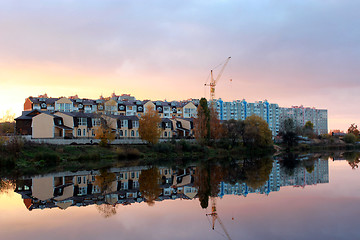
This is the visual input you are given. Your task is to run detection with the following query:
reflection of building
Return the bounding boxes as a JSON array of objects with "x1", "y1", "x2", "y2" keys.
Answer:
[
  {"x1": 280, "y1": 158, "x2": 329, "y2": 187},
  {"x1": 219, "y1": 158, "x2": 329, "y2": 198},
  {"x1": 220, "y1": 160, "x2": 281, "y2": 197},
  {"x1": 15, "y1": 158, "x2": 330, "y2": 211},
  {"x1": 15, "y1": 166, "x2": 198, "y2": 211}
]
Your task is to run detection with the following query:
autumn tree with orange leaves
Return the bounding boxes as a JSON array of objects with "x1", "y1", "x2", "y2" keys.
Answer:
[{"x1": 139, "y1": 106, "x2": 161, "y2": 145}]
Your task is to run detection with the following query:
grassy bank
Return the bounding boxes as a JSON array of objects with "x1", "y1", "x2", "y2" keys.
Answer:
[{"x1": 0, "y1": 138, "x2": 275, "y2": 177}]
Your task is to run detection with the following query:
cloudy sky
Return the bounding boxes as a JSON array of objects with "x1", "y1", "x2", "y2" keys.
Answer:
[{"x1": 0, "y1": 0, "x2": 359, "y2": 130}]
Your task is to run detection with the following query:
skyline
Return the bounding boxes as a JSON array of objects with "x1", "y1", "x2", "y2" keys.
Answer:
[{"x1": 1, "y1": 1, "x2": 359, "y2": 131}]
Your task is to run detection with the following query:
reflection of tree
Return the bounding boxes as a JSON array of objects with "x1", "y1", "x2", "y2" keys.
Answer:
[
  {"x1": 281, "y1": 153, "x2": 300, "y2": 176},
  {"x1": 194, "y1": 161, "x2": 224, "y2": 209},
  {"x1": 0, "y1": 179, "x2": 15, "y2": 194},
  {"x1": 138, "y1": 167, "x2": 162, "y2": 206},
  {"x1": 303, "y1": 156, "x2": 316, "y2": 173},
  {"x1": 343, "y1": 152, "x2": 360, "y2": 169},
  {"x1": 220, "y1": 158, "x2": 244, "y2": 185},
  {"x1": 95, "y1": 168, "x2": 116, "y2": 194},
  {"x1": 243, "y1": 157, "x2": 273, "y2": 189},
  {"x1": 95, "y1": 204, "x2": 118, "y2": 218}
]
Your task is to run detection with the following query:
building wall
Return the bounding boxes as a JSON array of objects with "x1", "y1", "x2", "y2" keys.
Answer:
[{"x1": 32, "y1": 114, "x2": 54, "y2": 138}]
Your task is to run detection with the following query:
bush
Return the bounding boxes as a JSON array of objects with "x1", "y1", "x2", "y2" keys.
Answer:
[
  {"x1": 6, "y1": 136, "x2": 24, "y2": 154},
  {"x1": 343, "y1": 133, "x2": 357, "y2": 144},
  {"x1": 153, "y1": 143, "x2": 175, "y2": 154},
  {"x1": 33, "y1": 152, "x2": 60, "y2": 167},
  {"x1": 126, "y1": 148, "x2": 141, "y2": 160}
]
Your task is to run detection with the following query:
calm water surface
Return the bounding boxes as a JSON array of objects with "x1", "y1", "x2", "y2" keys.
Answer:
[{"x1": 0, "y1": 156, "x2": 359, "y2": 240}]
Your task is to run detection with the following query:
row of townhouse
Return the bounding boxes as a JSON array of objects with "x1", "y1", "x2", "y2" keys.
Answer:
[
  {"x1": 15, "y1": 166, "x2": 198, "y2": 211},
  {"x1": 19, "y1": 94, "x2": 328, "y2": 137},
  {"x1": 23, "y1": 94, "x2": 198, "y2": 119},
  {"x1": 15, "y1": 110, "x2": 194, "y2": 139},
  {"x1": 279, "y1": 105, "x2": 328, "y2": 135},
  {"x1": 213, "y1": 99, "x2": 280, "y2": 136}
]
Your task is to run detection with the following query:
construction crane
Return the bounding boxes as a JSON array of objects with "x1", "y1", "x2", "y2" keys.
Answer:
[
  {"x1": 206, "y1": 197, "x2": 232, "y2": 240},
  {"x1": 205, "y1": 57, "x2": 231, "y2": 101}
]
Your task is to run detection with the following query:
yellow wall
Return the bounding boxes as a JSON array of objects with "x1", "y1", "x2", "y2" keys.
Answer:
[{"x1": 32, "y1": 113, "x2": 54, "y2": 138}]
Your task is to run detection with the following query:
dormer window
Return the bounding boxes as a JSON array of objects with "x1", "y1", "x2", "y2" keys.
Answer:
[{"x1": 41, "y1": 103, "x2": 47, "y2": 108}]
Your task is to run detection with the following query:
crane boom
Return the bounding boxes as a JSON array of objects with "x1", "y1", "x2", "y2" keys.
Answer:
[
  {"x1": 206, "y1": 197, "x2": 232, "y2": 240},
  {"x1": 206, "y1": 57, "x2": 231, "y2": 101}
]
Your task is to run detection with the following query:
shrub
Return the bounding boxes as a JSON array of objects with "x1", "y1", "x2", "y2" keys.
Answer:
[
  {"x1": 126, "y1": 148, "x2": 142, "y2": 160},
  {"x1": 153, "y1": 143, "x2": 174, "y2": 154},
  {"x1": 343, "y1": 133, "x2": 357, "y2": 144},
  {"x1": 33, "y1": 152, "x2": 60, "y2": 167}
]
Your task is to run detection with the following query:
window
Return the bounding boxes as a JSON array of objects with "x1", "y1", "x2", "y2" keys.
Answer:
[
  {"x1": 120, "y1": 120, "x2": 127, "y2": 128},
  {"x1": 92, "y1": 129, "x2": 95, "y2": 136},
  {"x1": 119, "y1": 130, "x2": 123, "y2": 137},
  {"x1": 164, "y1": 131, "x2": 167, "y2": 137},
  {"x1": 79, "y1": 118, "x2": 87, "y2": 126},
  {"x1": 133, "y1": 121, "x2": 139, "y2": 128},
  {"x1": 131, "y1": 172, "x2": 135, "y2": 179},
  {"x1": 125, "y1": 130, "x2": 127, "y2": 137},
  {"x1": 77, "y1": 129, "x2": 81, "y2": 136},
  {"x1": 83, "y1": 129, "x2": 86, "y2": 136},
  {"x1": 136, "y1": 130, "x2": 139, "y2": 137},
  {"x1": 77, "y1": 176, "x2": 81, "y2": 184},
  {"x1": 131, "y1": 130, "x2": 134, "y2": 137},
  {"x1": 92, "y1": 118, "x2": 100, "y2": 126}
]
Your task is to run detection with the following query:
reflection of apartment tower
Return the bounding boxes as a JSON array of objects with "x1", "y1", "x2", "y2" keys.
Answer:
[
  {"x1": 280, "y1": 106, "x2": 328, "y2": 135},
  {"x1": 280, "y1": 159, "x2": 329, "y2": 187},
  {"x1": 219, "y1": 160, "x2": 281, "y2": 197},
  {"x1": 214, "y1": 99, "x2": 280, "y2": 136}
]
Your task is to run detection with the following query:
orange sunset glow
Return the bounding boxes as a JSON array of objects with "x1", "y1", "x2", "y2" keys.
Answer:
[{"x1": 1, "y1": 1, "x2": 360, "y2": 132}]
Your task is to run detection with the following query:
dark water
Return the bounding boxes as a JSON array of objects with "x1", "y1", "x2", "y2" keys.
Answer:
[{"x1": 0, "y1": 154, "x2": 359, "y2": 240}]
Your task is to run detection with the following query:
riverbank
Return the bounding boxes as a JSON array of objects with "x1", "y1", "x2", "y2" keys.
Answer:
[{"x1": 0, "y1": 139, "x2": 275, "y2": 177}]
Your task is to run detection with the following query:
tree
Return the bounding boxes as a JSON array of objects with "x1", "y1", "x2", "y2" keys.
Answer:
[
  {"x1": 279, "y1": 118, "x2": 298, "y2": 149},
  {"x1": 243, "y1": 115, "x2": 273, "y2": 149},
  {"x1": 194, "y1": 98, "x2": 210, "y2": 144},
  {"x1": 138, "y1": 167, "x2": 162, "y2": 205},
  {"x1": 0, "y1": 110, "x2": 15, "y2": 136},
  {"x1": 222, "y1": 119, "x2": 244, "y2": 147},
  {"x1": 139, "y1": 106, "x2": 161, "y2": 145},
  {"x1": 209, "y1": 104, "x2": 223, "y2": 140},
  {"x1": 303, "y1": 121, "x2": 315, "y2": 138},
  {"x1": 95, "y1": 115, "x2": 116, "y2": 147},
  {"x1": 347, "y1": 123, "x2": 359, "y2": 137},
  {"x1": 343, "y1": 133, "x2": 357, "y2": 144}
]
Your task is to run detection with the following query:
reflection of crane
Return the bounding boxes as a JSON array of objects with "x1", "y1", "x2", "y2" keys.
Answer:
[
  {"x1": 206, "y1": 197, "x2": 232, "y2": 240},
  {"x1": 205, "y1": 57, "x2": 231, "y2": 101}
]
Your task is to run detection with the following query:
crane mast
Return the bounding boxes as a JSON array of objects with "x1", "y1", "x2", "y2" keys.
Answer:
[
  {"x1": 206, "y1": 57, "x2": 231, "y2": 102},
  {"x1": 206, "y1": 197, "x2": 232, "y2": 240}
]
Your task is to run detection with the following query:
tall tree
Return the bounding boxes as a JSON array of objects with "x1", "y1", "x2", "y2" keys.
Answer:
[
  {"x1": 139, "y1": 106, "x2": 161, "y2": 145},
  {"x1": 280, "y1": 118, "x2": 298, "y2": 149},
  {"x1": 209, "y1": 104, "x2": 223, "y2": 140},
  {"x1": 194, "y1": 98, "x2": 210, "y2": 144}
]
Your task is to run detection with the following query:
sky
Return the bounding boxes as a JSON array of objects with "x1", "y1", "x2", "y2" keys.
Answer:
[{"x1": 0, "y1": 0, "x2": 359, "y2": 131}]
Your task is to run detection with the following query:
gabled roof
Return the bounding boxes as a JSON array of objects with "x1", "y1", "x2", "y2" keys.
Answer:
[{"x1": 28, "y1": 97, "x2": 59, "y2": 105}]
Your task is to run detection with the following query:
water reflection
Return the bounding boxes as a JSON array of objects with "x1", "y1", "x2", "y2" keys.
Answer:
[{"x1": 11, "y1": 155, "x2": 331, "y2": 216}]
